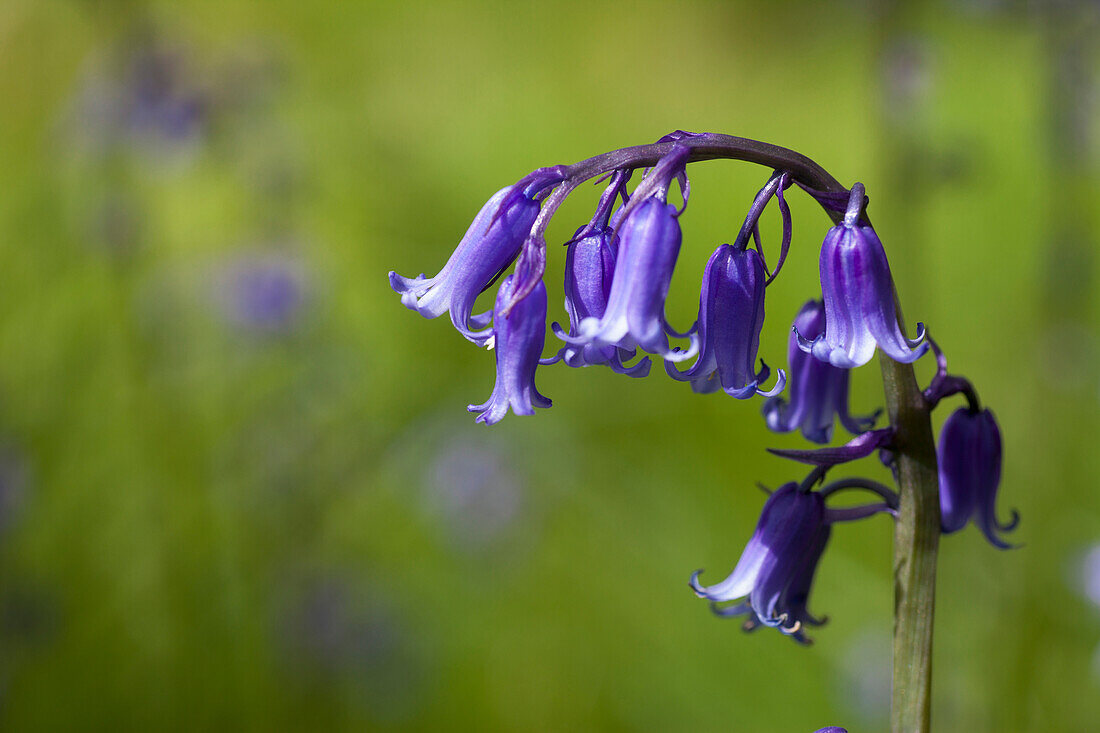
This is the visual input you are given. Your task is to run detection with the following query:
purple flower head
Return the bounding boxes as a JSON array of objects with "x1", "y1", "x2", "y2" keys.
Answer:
[
  {"x1": 691, "y1": 483, "x2": 830, "y2": 642},
  {"x1": 938, "y1": 407, "x2": 1019, "y2": 548},
  {"x1": 764, "y1": 300, "x2": 878, "y2": 442},
  {"x1": 813, "y1": 728, "x2": 848, "y2": 733},
  {"x1": 389, "y1": 169, "x2": 563, "y2": 345},
  {"x1": 468, "y1": 274, "x2": 551, "y2": 425},
  {"x1": 797, "y1": 184, "x2": 928, "y2": 368},
  {"x1": 549, "y1": 171, "x2": 650, "y2": 376},
  {"x1": 666, "y1": 241, "x2": 785, "y2": 398},
  {"x1": 691, "y1": 471, "x2": 896, "y2": 643},
  {"x1": 561, "y1": 147, "x2": 697, "y2": 361}
]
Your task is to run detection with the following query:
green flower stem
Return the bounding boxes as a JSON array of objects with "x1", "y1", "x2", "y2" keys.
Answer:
[{"x1": 880, "y1": 343, "x2": 940, "y2": 733}]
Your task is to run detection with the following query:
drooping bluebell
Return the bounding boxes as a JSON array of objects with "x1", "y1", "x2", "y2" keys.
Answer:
[
  {"x1": 390, "y1": 171, "x2": 562, "y2": 346},
  {"x1": 563, "y1": 147, "x2": 697, "y2": 361},
  {"x1": 468, "y1": 274, "x2": 552, "y2": 425},
  {"x1": 666, "y1": 241, "x2": 784, "y2": 398},
  {"x1": 938, "y1": 407, "x2": 1018, "y2": 548},
  {"x1": 797, "y1": 184, "x2": 928, "y2": 368},
  {"x1": 764, "y1": 300, "x2": 877, "y2": 442}
]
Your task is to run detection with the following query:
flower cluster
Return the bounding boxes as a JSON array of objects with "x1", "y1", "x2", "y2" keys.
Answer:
[
  {"x1": 389, "y1": 137, "x2": 925, "y2": 430},
  {"x1": 389, "y1": 131, "x2": 1015, "y2": 645}
]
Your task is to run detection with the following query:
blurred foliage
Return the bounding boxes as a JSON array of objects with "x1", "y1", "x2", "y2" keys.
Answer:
[{"x1": 0, "y1": 0, "x2": 1098, "y2": 730}]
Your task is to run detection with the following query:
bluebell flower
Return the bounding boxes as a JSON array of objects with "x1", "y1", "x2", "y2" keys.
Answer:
[
  {"x1": 691, "y1": 484, "x2": 829, "y2": 642},
  {"x1": 938, "y1": 407, "x2": 1018, "y2": 548},
  {"x1": 549, "y1": 170, "x2": 650, "y2": 376},
  {"x1": 468, "y1": 274, "x2": 551, "y2": 424},
  {"x1": 550, "y1": 226, "x2": 651, "y2": 376},
  {"x1": 666, "y1": 241, "x2": 784, "y2": 398},
  {"x1": 390, "y1": 170, "x2": 562, "y2": 345},
  {"x1": 564, "y1": 147, "x2": 697, "y2": 361},
  {"x1": 691, "y1": 475, "x2": 895, "y2": 643},
  {"x1": 797, "y1": 184, "x2": 928, "y2": 368},
  {"x1": 764, "y1": 300, "x2": 877, "y2": 442}
]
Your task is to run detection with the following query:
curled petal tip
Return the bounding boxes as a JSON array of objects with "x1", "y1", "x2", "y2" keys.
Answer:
[
  {"x1": 794, "y1": 326, "x2": 815, "y2": 354},
  {"x1": 688, "y1": 570, "x2": 709, "y2": 597},
  {"x1": 755, "y1": 367, "x2": 787, "y2": 398},
  {"x1": 908, "y1": 322, "x2": 927, "y2": 347}
]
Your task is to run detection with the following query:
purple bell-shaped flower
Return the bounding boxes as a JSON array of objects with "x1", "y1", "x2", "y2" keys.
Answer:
[
  {"x1": 467, "y1": 275, "x2": 552, "y2": 425},
  {"x1": 691, "y1": 472, "x2": 896, "y2": 643},
  {"x1": 563, "y1": 147, "x2": 697, "y2": 361},
  {"x1": 938, "y1": 407, "x2": 1018, "y2": 548},
  {"x1": 390, "y1": 170, "x2": 563, "y2": 345},
  {"x1": 690, "y1": 483, "x2": 829, "y2": 641},
  {"x1": 797, "y1": 184, "x2": 928, "y2": 368},
  {"x1": 666, "y1": 241, "x2": 784, "y2": 398},
  {"x1": 764, "y1": 300, "x2": 878, "y2": 442},
  {"x1": 548, "y1": 171, "x2": 650, "y2": 376}
]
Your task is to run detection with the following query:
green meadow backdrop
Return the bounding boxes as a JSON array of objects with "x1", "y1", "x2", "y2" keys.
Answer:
[{"x1": 0, "y1": 1, "x2": 1098, "y2": 730}]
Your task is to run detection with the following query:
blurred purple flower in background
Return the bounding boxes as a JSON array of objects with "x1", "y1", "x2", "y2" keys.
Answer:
[
  {"x1": 215, "y1": 252, "x2": 307, "y2": 334},
  {"x1": 424, "y1": 436, "x2": 524, "y2": 549},
  {"x1": 1078, "y1": 543, "x2": 1100, "y2": 609},
  {"x1": 280, "y1": 577, "x2": 425, "y2": 721},
  {"x1": 70, "y1": 35, "x2": 207, "y2": 156}
]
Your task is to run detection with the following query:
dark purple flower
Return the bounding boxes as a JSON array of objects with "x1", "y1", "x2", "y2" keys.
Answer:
[
  {"x1": 797, "y1": 184, "x2": 928, "y2": 368},
  {"x1": 764, "y1": 300, "x2": 878, "y2": 442},
  {"x1": 813, "y1": 728, "x2": 848, "y2": 733},
  {"x1": 390, "y1": 171, "x2": 561, "y2": 345},
  {"x1": 691, "y1": 483, "x2": 830, "y2": 642},
  {"x1": 563, "y1": 147, "x2": 696, "y2": 361},
  {"x1": 691, "y1": 474, "x2": 895, "y2": 643},
  {"x1": 938, "y1": 407, "x2": 1018, "y2": 548},
  {"x1": 468, "y1": 275, "x2": 551, "y2": 424},
  {"x1": 666, "y1": 242, "x2": 784, "y2": 398}
]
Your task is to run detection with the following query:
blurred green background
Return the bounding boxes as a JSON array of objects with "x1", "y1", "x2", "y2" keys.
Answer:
[{"x1": 1, "y1": 0, "x2": 1098, "y2": 730}]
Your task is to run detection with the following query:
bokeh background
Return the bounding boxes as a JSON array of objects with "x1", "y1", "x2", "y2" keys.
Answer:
[{"x1": 1, "y1": 0, "x2": 1098, "y2": 730}]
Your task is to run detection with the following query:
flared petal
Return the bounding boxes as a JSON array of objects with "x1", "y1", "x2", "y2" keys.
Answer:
[{"x1": 390, "y1": 186, "x2": 540, "y2": 344}]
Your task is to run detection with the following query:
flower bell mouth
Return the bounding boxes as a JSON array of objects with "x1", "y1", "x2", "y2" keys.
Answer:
[
  {"x1": 665, "y1": 241, "x2": 785, "y2": 399},
  {"x1": 796, "y1": 184, "x2": 929, "y2": 368}
]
